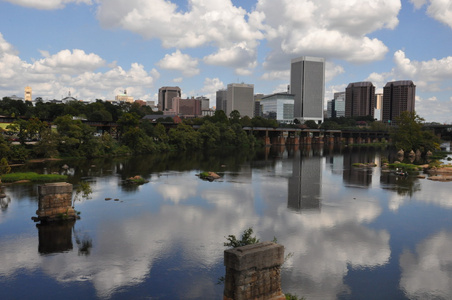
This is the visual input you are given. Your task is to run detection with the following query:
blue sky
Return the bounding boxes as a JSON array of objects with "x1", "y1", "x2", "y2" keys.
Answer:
[{"x1": 0, "y1": 0, "x2": 451, "y2": 122}]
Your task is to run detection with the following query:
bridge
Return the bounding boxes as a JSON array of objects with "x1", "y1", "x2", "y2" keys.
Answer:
[
  {"x1": 6, "y1": 116, "x2": 449, "y2": 146},
  {"x1": 242, "y1": 127, "x2": 390, "y2": 146}
]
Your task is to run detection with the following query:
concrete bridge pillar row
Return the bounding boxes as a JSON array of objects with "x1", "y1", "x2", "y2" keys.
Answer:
[{"x1": 224, "y1": 242, "x2": 285, "y2": 300}]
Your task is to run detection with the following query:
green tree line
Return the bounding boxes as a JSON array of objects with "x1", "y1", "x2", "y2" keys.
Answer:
[{"x1": 0, "y1": 102, "x2": 270, "y2": 164}]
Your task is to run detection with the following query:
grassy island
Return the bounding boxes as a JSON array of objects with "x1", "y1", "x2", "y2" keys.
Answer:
[{"x1": 0, "y1": 172, "x2": 67, "y2": 183}]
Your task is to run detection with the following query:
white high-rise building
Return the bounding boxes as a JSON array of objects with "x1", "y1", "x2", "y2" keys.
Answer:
[{"x1": 290, "y1": 56, "x2": 325, "y2": 124}]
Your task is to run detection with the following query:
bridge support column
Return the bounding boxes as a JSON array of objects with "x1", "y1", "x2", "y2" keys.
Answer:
[{"x1": 224, "y1": 242, "x2": 285, "y2": 300}]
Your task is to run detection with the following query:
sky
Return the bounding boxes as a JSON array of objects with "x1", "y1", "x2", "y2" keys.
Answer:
[{"x1": 0, "y1": 0, "x2": 451, "y2": 123}]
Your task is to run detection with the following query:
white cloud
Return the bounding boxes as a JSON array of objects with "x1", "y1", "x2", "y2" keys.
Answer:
[
  {"x1": 364, "y1": 50, "x2": 452, "y2": 94},
  {"x1": 0, "y1": 34, "x2": 158, "y2": 101},
  {"x1": 156, "y1": 50, "x2": 200, "y2": 77},
  {"x1": 325, "y1": 62, "x2": 345, "y2": 82},
  {"x1": 203, "y1": 43, "x2": 257, "y2": 75},
  {"x1": 411, "y1": 0, "x2": 452, "y2": 29},
  {"x1": 32, "y1": 49, "x2": 105, "y2": 74},
  {"x1": 258, "y1": 0, "x2": 399, "y2": 70},
  {"x1": 400, "y1": 231, "x2": 452, "y2": 299},
  {"x1": 96, "y1": 0, "x2": 263, "y2": 75},
  {"x1": 4, "y1": 0, "x2": 92, "y2": 10}
]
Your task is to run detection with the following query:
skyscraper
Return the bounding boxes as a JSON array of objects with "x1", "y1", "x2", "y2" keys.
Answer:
[
  {"x1": 290, "y1": 56, "x2": 325, "y2": 123},
  {"x1": 158, "y1": 86, "x2": 181, "y2": 111},
  {"x1": 345, "y1": 82, "x2": 375, "y2": 118},
  {"x1": 216, "y1": 89, "x2": 227, "y2": 112},
  {"x1": 226, "y1": 83, "x2": 254, "y2": 118},
  {"x1": 382, "y1": 80, "x2": 416, "y2": 124}
]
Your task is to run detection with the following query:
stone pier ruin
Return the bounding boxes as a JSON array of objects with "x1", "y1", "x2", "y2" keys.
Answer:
[
  {"x1": 34, "y1": 182, "x2": 77, "y2": 222},
  {"x1": 224, "y1": 242, "x2": 285, "y2": 300}
]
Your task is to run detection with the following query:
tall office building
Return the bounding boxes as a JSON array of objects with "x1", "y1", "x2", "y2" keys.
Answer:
[
  {"x1": 382, "y1": 80, "x2": 416, "y2": 124},
  {"x1": 215, "y1": 89, "x2": 227, "y2": 112},
  {"x1": 327, "y1": 92, "x2": 346, "y2": 118},
  {"x1": 158, "y1": 86, "x2": 181, "y2": 111},
  {"x1": 374, "y1": 93, "x2": 383, "y2": 121},
  {"x1": 345, "y1": 82, "x2": 375, "y2": 118},
  {"x1": 261, "y1": 93, "x2": 294, "y2": 123},
  {"x1": 24, "y1": 86, "x2": 32, "y2": 101},
  {"x1": 226, "y1": 83, "x2": 254, "y2": 118},
  {"x1": 290, "y1": 56, "x2": 325, "y2": 123},
  {"x1": 196, "y1": 96, "x2": 210, "y2": 110}
]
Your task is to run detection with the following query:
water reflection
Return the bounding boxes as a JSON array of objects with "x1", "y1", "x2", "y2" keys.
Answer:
[
  {"x1": 288, "y1": 150, "x2": 321, "y2": 211},
  {"x1": 37, "y1": 221, "x2": 76, "y2": 254},
  {"x1": 400, "y1": 230, "x2": 452, "y2": 299},
  {"x1": 0, "y1": 194, "x2": 11, "y2": 211},
  {"x1": 0, "y1": 147, "x2": 452, "y2": 299}
]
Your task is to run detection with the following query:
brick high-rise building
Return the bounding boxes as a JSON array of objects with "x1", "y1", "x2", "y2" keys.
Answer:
[
  {"x1": 382, "y1": 80, "x2": 416, "y2": 124},
  {"x1": 158, "y1": 86, "x2": 181, "y2": 111},
  {"x1": 345, "y1": 82, "x2": 375, "y2": 118}
]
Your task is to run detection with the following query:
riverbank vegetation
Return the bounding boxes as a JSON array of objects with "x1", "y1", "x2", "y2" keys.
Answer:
[
  {"x1": 0, "y1": 97, "x2": 444, "y2": 166},
  {"x1": 0, "y1": 100, "x2": 275, "y2": 164},
  {"x1": 0, "y1": 172, "x2": 67, "y2": 183}
]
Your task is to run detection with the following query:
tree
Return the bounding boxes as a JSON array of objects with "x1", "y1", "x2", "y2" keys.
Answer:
[
  {"x1": 211, "y1": 110, "x2": 229, "y2": 124},
  {"x1": 304, "y1": 120, "x2": 318, "y2": 129},
  {"x1": 391, "y1": 111, "x2": 440, "y2": 153},
  {"x1": 198, "y1": 121, "x2": 221, "y2": 147},
  {"x1": 224, "y1": 227, "x2": 260, "y2": 248},
  {"x1": 229, "y1": 110, "x2": 241, "y2": 124}
]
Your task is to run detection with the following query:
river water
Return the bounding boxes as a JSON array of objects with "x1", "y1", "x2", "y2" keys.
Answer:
[{"x1": 0, "y1": 146, "x2": 451, "y2": 299}]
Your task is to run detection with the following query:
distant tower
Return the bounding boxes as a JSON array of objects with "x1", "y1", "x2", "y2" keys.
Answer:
[
  {"x1": 226, "y1": 83, "x2": 254, "y2": 118},
  {"x1": 345, "y1": 82, "x2": 375, "y2": 118},
  {"x1": 158, "y1": 87, "x2": 181, "y2": 111},
  {"x1": 24, "y1": 86, "x2": 32, "y2": 101},
  {"x1": 382, "y1": 80, "x2": 416, "y2": 124},
  {"x1": 290, "y1": 56, "x2": 325, "y2": 123},
  {"x1": 216, "y1": 89, "x2": 227, "y2": 112}
]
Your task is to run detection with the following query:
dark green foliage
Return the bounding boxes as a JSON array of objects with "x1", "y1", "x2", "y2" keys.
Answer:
[
  {"x1": 304, "y1": 120, "x2": 318, "y2": 129},
  {"x1": 0, "y1": 157, "x2": 11, "y2": 175},
  {"x1": 168, "y1": 123, "x2": 201, "y2": 151},
  {"x1": 285, "y1": 293, "x2": 305, "y2": 300},
  {"x1": 391, "y1": 111, "x2": 440, "y2": 153},
  {"x1": 224, "y1": 227, "x2": 260, "y2": 248},
  {"x1": 1, "y1": 172, "x2": 67, "y2": 183}
]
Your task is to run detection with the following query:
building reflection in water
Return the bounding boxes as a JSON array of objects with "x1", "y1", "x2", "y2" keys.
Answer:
[
  {"x1": 288, "y1": 146, "x2": 322, "y2": 212},
  {"x1": 37, "y1": 221, "x2": 76, "y2": 254},
  {"x1": 342, "y1": 148, "x2": 375, "y2": 188}
]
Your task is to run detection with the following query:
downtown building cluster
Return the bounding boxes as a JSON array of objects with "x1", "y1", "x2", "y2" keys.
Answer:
[
  {"x1": 328, "y1": 80, "x2": 416, "y2": 124},
  {"x1": 7, "y1": 56, "x2": 415, "y2": 124}
]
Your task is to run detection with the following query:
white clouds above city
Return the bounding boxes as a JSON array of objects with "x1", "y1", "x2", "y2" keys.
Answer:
[{"x1": 0, "y1": 0, "x2": 452, "y2": 121}]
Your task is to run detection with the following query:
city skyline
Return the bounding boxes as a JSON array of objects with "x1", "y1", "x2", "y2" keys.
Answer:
[{"x1": 0, "y1": 0, "x2": 451, "y2": 123}]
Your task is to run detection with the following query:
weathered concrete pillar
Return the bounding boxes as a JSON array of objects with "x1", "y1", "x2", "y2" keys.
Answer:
[
  {"x1": 264, "y1": 136, "x2": 271, "y2": 146},
  {"x1": 348, "y1": 137, "x2": 354, "y2": 144},
  {"x1": 224, "y1": 242, "x2": 285, "y2": 300},
  {"x1": 36, "y1": 182, "x2": 76, "y2": 222},
  {"x1": 304, "y1": 136, "x2": 312, "y2": 145}
]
